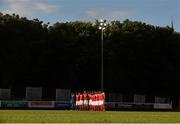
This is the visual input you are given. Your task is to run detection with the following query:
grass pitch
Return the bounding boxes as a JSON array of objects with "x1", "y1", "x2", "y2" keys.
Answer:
[{"x1": 0, "y1": 110, "x2": 180, "y2": 123}]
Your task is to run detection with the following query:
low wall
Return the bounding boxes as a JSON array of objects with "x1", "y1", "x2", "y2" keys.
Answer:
[{"x1": 0, "y1": 100, "x2": 174, "y2": 110}]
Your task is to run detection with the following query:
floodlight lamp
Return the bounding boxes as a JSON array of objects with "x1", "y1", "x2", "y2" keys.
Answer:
[
  {"x1": 100, "y1": 19, "x2": 104, "y2": 22},
  {"x1": 99, "y1": 27, "x2": 102, "y2": 30}
]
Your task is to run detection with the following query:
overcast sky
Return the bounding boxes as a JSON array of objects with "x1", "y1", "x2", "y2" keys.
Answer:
[{"x1": 0, "y1": 0, "x2": 180, "y2": 32}]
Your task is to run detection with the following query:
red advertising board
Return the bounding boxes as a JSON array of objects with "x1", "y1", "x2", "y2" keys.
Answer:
[{"x1": 28, "y1": 101, "x2": 55, "y2": 108}]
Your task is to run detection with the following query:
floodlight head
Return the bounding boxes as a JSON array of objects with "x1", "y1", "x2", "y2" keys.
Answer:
[
  {"x1": 99, "y1": 27, "x2": 102, "y2": 30},
  {"x1": 100, "y1": 19, "x2": 104, "y2": 22}
]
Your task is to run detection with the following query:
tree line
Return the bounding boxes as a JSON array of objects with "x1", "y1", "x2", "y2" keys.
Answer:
[{"x1": 0, "y1": 13, "x2": 180, "y2": 103}]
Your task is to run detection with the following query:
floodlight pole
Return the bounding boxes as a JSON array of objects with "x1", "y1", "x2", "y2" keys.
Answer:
[
  {"x1": 101, "y1": 25, "x2": 104, "y2": 92},
  {"x1": 99, "y1": 19, "x2": 106, "y2": 92}
]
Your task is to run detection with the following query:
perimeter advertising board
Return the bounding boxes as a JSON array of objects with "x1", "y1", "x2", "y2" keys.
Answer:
[
  {"x1": 154, "y1": 103, "x2": 172, "y2": 109},
  {"x1": 56, "y1": 89, "x2": 71, "y2": 101},
  {"x1": 55, "y1": 101, "x2": 70, "y2": 109},
  {"x1": 26, "y1": 87, "x2": 42, "y2": 100},
  {"x1": 106, "y1": 102, "x2": 133, "y2": 109},
  {"x1": 109, "y1": 93, "x2": 123, "y2": 102},
  {"x1": 1, "y1": 101, "x2": 28, "y2": 108},
  {"x1": 155, "y1": 96, "x2": 170, "y2": 103},
  {"x1": 134, "y1": 94, "x2": 145, "y2": 103},
  {"x1": 28, "y1": 101, "x2": 55, "y2": 108},
  {"x1": 0, "y1": 89, "x2": 11, "y2": 100}
]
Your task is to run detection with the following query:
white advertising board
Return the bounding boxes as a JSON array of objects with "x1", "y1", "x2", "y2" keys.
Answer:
[
  {"x1": 134, "y1": 94, "x2": 145, "y2": 103},
  {"x1": 26, "y1": 87, "x2": 42, "y2": 100},
  {"x1": 154, "y1": 103, "x2": 172, "y2": 109},
  {"x1": 56, "y1": 89, "x2": 71, "y2": 101},
  {"x1": 109, "y1": 93, "x2": 123, "y2": 102},
  {"x1": 0, "y1": 89, "x2": 11, "y2": 100},
  {"x1": 155, "y1": 96, "x2": 170, "y2": 103}
]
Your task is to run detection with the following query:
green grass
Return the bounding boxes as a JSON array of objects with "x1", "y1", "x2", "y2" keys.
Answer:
[{"x1": 0, "y1": 110, "x2": 180, "y2": 123}]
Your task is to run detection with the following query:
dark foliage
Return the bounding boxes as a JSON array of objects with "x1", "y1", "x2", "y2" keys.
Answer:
[{"x1": 0, "y1": 13, "x2": 180, "y2": 101}]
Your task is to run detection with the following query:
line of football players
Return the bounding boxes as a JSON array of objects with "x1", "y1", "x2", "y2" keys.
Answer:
[{"x1": 72, "y1": 91, "x2": 105, "y2": 111}]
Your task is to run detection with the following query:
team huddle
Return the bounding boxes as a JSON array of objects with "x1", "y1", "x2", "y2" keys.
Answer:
[{"x1": 72, "y1": 91, "x2": 105, "y2": 111}]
